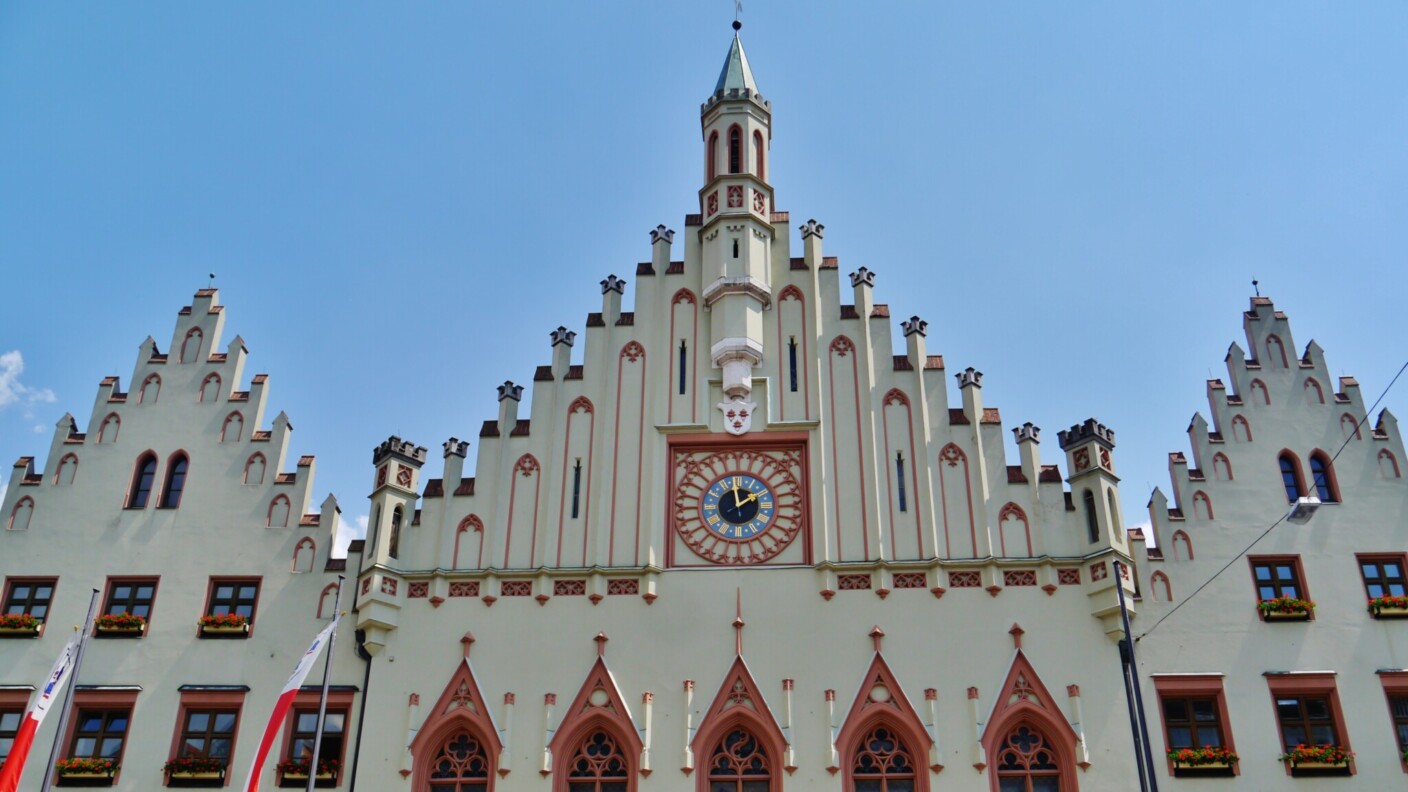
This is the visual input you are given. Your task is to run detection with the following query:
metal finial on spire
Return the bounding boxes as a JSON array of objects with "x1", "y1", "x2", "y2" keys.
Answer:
[
  {"x1": 1252, "y1": 278, "x2": 1260, "y2": 297},
  {"x1": 734, "y1": 0, "x2": 743, "y2": 29},
  {"x1": 207, "y1": 272, "x2": 216, "y2": 289}
]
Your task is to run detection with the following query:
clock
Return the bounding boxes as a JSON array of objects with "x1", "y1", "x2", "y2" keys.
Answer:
[{"x1": 670, "y1": 443, "x2": 808, "y2": 566}]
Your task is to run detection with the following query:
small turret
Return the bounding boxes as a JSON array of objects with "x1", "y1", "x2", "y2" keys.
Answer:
[
  {"x1": 550, "y1": 327, "x2": 576, "y2": 381},
  {"x1": 497, "y1": 381, "x2": 524, "y2": 435}
]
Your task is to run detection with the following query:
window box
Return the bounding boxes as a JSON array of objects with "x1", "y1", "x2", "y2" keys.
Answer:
[
  {"x1": 54, "y1": 758, "x2": 118, "y2": 787},
  {"x1": 276, "y1": 758, "x2": 340, "y2": 788},
  {"x1": 1259, "y1": 597, "x2": 1314, "y2": 621},
  {"x1": 1280, "y1": 745, "x2": 1353, "y2": 777},
  {"x1": 1168, "y1": 747, "x2": 1238, "y2": 777},
  {"x1": 1369, "y1": 596, "x2": 1408, "y2": 619},
  {"x1": 164, "y1": 757, "x2": 229, "y2": 787},
  {"x1": 94, "y1": 614, "x2": 146, "y2": 638},
  {"x1": 277, "y1": 771, "x2": 336, "y2": 788},
  {"x1": 197, "y1": 614, "x2": 250, "y2": 638},
  {"x1": 0, "y1": 613, "x2": 41, "y2": 638}
]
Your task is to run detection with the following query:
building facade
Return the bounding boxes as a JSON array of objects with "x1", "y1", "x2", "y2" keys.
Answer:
[{"x1": 3, "y1": 26, "x2": 1406, "y2": 792}]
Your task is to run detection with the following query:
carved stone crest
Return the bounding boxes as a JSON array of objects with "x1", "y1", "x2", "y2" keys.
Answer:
[{"x1": 718, "y1": 396, "x2": 756, "y2": 436}]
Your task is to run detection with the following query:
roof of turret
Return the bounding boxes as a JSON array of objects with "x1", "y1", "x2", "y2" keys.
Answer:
[{"x1": 713, "y1": 32, "x2": 759, "y2": 96}]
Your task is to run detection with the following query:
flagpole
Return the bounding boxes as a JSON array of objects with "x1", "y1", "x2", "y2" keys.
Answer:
[
  {"x1": 306, "y1": 576, "x2": 344, "y2": 792},
  {"x1": 39, "y1": 589, "x2": 99, "y2": 792}
]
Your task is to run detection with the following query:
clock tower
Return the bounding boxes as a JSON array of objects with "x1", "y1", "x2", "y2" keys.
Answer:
[{"x1": 699, "y1": 21, "x2": 774, "y2": 432}]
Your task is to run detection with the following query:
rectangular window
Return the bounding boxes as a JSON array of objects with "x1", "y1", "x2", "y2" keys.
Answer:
[
  {"x1": 280, "y1": 691, "x2": 354, "y2": 788},
  {"x1": 207, "y1": 580, "x2": 259, "y2": 620},
  {"x1": 1251, "y1": 558, "x2": 1303, "y2": 600},
  {"x1": 1390, "y1": 696, "x2": 1408, "y2": 757},
  {"x1": 571, "y1": 460, "x2": 582, "y2": 520},
  {"x1": 1163, "y1": 697, "x2": 1225, "y2": 750},
  {"x1": 1359, "y1": 554, "x2": 1408, "y2": 599},
  {"x1": 1153, "y1": 675, "x2": 1236, "y2": 778},
  {"x1": 288, "y1": 709, "x2": 346, "y2": 768},
  {"x1": 678, "y1": 340, "x2": 688, "y2": 395},
  {"x1": 895, "y1": 453, "x2": 907, "y2": 513},
  {"x1": 1265, "y1": 673, "x2": 1351, "y2": 777},
  {"x1": 3, "y1": 577, "x2": 56, "y2": 623},
  {"x1": 788, "y1": 337, "x2": 799, "y2": 393},
  {"x1": 1276, "y1": 695, "x2": 1338, "y2": 748},
  {"x1": 176, "y1": 709, "x2": 238, "y2": 761},
  {"x1": 69, "y1": 708, "x2": 130, "y2": 761},
  {"x1": 1, "y1": 708, "x2": 23, "y2": 764}
]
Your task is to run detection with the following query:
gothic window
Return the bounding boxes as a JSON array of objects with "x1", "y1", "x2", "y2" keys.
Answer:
[
  {"x1": 705, "y1": 727, "x2": 771, "y2": 791},
  {"x1": 98, "y1": 413, "x2": 120, "y2": 443},
  {"x1": 1278, "y1": 453, "x2": 1304, "y2": 502},
  {"x1": 1266, "y1": 334, "x2": 1288, "y2": 368},
  {"x1": 56, "y1": 453, "x2": 78, "y2": 486},
  {"x1": 427, "y1": 730, "x2": 491, "y2": 791},
  {"x1": 753, "y1": 131, "x2": 765, "y2": 180},
  {"x1": 1192, "y1": 491, "x2": 1213, "y2": 521},
  {"x1": 1107, "y1": 490, "x2": 1121, "y2": 532},
  {"x1": 1309, "y1": 451, "x2": 1339, "y2": 503},
  {"x1": 571, "y1": 460, "x2": 583, "y2": 520},
  {"x1": 565, "y1": 729, "x2": 630, "y2": 792},
  {"x1": 243, "y1": 453, "x2": 266, "y2": 486},
  {"x1": 389, "y1": 507, "x2": 403, "y2": 559},
  {"x1": 895, "y1": 453, "x2": 908, "y2": 513},
  {"x1": 128, "y1": 453, "x2": 158, "y2": 508},
  {"x1": 1232, "y1": 415, "x2": 1252, "y2": 442},
  {"x1": 1249, "y1": 379, "x2": 1269, "y2": 405},
  {"x1": 679, "y1": 340, "x2": 688, "y2": 395},
  {"x1": 851, "y1": 724, "x2": 917, "y2": 792},
  {"x1": 1172, "y1": 530, "x2": 1194, "y2": 561},
  {"x1": 138, "y1": 374, "x2": 161, "y2": 404},
  {"x1": 994, "y1": 724, "x2": 1062, "y2": 792},
  {"x1": 1341, "y1": 413, "x2": 1362, "y2": 440},
  {"x1": 1082, "y1": 491, "x2": 1099, "y2": 544},
  {"x1": 7, "y1": 497, "x2": 34, "y2": 531},
  {"x1": 317, "y1": 583, "x2": 338, "y2": 619},
  {"x1": 728, "y1": 126, "x2": 742, "y2": 174},
  {"x1": 1212, "y1": 452, "x2": 1233, "y2": 481},
  {"x1": 180, "y1": 328, "x2": 203, "y2": 364},
  {"x1": 708, "y1": 131, "x2": 719, "y2": 180},
  {"x1": 292, "y1": 538, "x2": 315, "y2": 573},
  {"x1": 267, "y1": 495, "x2": 291, "y2": 528},
  {"x1": 221, "y1": 412, "x2": 244, "y2": 443},
  {"x1": 199, "y1": 373, "x2": 221, "y2": 403},
  {"x1": 1304, "y1": 378, "x2": 1324, "y2": 404},
  {"x1": 787, "y1": 337, "x2": 798, "y2": 393},
  {"x1": 1151, "y1": 571, "x2": 1172, "y2": 603},
  {"x1": 159, "y1": 453, "x2": 188, "y2": 508},
  {"x1": 1381, "y1": 450, "x2": 1402, "y2": 479}
]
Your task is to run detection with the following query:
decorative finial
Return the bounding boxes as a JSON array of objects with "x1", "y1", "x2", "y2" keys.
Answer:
[
  {"x1": 869, "y1": 625, "x2": 885, "y2": 652},
  {"x1": 207, "y1": 272, "x2": 216, "y2": 288},
  {"x1": 1252, "y1": 278, "x2": 1260, "y2": 297},
  {"x1": 733, "y1": 0, "x2": 743, "y2": 28},
  {"x1": 733, "y1": 588, "x2": 746, "y2": 655},
  {"x1": 594, "y1": 631, "x2": 609, "y2": 656}
]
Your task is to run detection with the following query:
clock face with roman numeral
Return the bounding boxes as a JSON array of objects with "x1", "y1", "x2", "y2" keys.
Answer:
[
  {"x1": 700, "y1": 473, "x2": 775, "y2": 540},
  {"x1": 670, "y1": 445, "x2": 808, "y2": 566}
]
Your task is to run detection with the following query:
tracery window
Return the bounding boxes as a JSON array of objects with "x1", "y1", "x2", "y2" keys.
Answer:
[
  {"x1": 566, "y1": 730, "x2": 630, "y2": 792},
  {"x1": 728, "y1": 127, "x2": 742, "y2": 174},
  {"x1": 851, "y1": 724, "x2": 916, "y2": 792},
  {"x1": 994, "y1": 724, "x2": 1061, "y2": 792},
  {"x1": 707, "y1": 727, "x2": 771, "y2": 791},
  {"x1": 427, "y1": 730, "x2": 490, "y2": 791}
]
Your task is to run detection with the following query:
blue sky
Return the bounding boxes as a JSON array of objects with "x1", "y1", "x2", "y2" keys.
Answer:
[{"x1": 2, "y1": 3, "x2": 1405, "y2": 549}]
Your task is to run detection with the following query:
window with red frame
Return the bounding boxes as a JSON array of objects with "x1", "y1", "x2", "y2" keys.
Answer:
[
  {"x1": 1162, "y1": 697, "x2": 1225, "y2": 753},
  {"x1": 1389, "y1": 696, "x2": 1408, "y2": 759},
  {"x1": 994, "y1": 724, "x2": 1062, "y2": 792},
  {"x1": 706, "y1": 727, "x2": 772, "y2": 791},
  {"x1": 851, "y1": 723, "x2": 918, "y2": 791},
  {"x1": 3, "y1": 578, "x2": 56, "y2": 624},
  {"x1": 284, "y1": 708, "x2": 346, "y2": 782},
  {"x1": 206, "y1": 580, "x2": 259, "y2": 621},
  {"x1": 174, "y1": 709, "x2": 237, "y2": 764},
  {"x1": 1275, "y1": 696, "x2": 1339, "y2": 749},
  {"x1": 103, "y1": 579, "x2": 156, "y2": 621},
  {"x1": 1251, "y1": 559, "x2": 1304, "y2": 601},
  {"x1": 1360, "y1": 557, "x2": 1407, "y2": 600},
  {"x1": 426, "y1": 729, "x2": 490, "y2": 791},
  {"x1": 565, "y1": 730, "x2": 630, "y2": 792},
  {"x1": 67, "y1": 708, "x2": 131, "y2": 766},
  {"x1": 1, "y1": 708, "x2": 23, "y2": 765}
]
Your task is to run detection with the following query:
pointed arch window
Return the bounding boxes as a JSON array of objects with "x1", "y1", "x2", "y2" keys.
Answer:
[
  {"x1": 268, "y1": 495, "x2": 291, "y2": 528},
  {"x1": 706, "y1": 727, "x2": 772, "y2": 791},
  {"x1": 851, "y1": 724, "x2": 917, "y2": 792},
  {"x1": 389, "y1": 507, "x2": 403, "y2": 559},
  {"x1": 292, "y1": 538, "x2": 316, "y2": 573},
  {"x1": 1381, "y1": 450, "x2": 1402, "y2": 479},
  {"x1": 98, "y1": 413, "x2": 120, "y2": 443},
  {"x1": 128, "y1": 453, "x2": 158, "y2": 508},
  {"x1": 1279, "y1": 453, "x2": 1304, "y2": 503},
  {"x1": 1309, "y1": 452, "x2": 1338, "y2": 503},
  {"x1": 1082, "y1": 491, "x2": 1099, "y2": 544},
  {"x1": 994, "y1": 724, "x2": 1062, "y2": 792},
  {"x1": 8, "y1": 497, "x2": 34, "y2": 531},
  {"x1": 159, "y1": 453, "x2": 188, "y2": 508},
  {"x1": 753, "y1": 131, "x2": 765, "y2": 180},
  {"x1": 55, "y1": 453, "x2": 79, "y2": 486},
  {"x1": 221, "y1": 412, "x2": 244, "y2": 443},
  {"x1": 708, "y1": 131, "x2": 719, "y2": 180},
  {"x1": 428, "y1": 730, "x2": 491, "y2": 791},
  {"x1": 139, "y1": 374, "x2": 161, "y2": 404},
  {"x1": 243, "y1": 453, "x2": 266, "y2": 486},
  {"x1": 199, "y1": 373, "x2": 221, "y2": 403},
  {"x1": 1212, "y1": 452, "x2": 1233, "y2": 481},
  {"x1": 180, "y1": 327, "x2": 203, "y2": 363},
  {"x1": 728, "y1": 126, "x2": 742, "y2": 174},
  {"x1": 566, "y1": 730, "x2": 630, "y2": 792}
]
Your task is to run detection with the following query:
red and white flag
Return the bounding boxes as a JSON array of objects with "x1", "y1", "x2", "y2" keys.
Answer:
[
  {"x1": 240, "y1": 622, "x2": 336, "y2": 792},
  {"x1": 0, "y1": 637, "x2": 78, "y2": 792}
]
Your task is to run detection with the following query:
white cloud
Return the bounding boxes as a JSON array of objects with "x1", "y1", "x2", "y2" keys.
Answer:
[
  {"x1": 0, "y1": 351, "x2": 56, "y2": 411},
  {"x1": 0, "y1": 482, "x2": 7, "y2": 506},
  {"x1": 331, "y1": 513, "x2": 370, "y2": 558}
]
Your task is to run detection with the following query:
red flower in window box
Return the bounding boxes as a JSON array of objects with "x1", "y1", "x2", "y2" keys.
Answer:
[
  {"x1": 1257, "y1": 596, "x2": 1314, "y2": 618},
  {"x1": 197, "y1": 613, "x2": 250, "y2": 636},
  {"x1": 0, "y1": 613, "x2": 40, "y2": 634},
  {"x1": 1167, "y1": 746, "x2": 1239, "y2": 767},
  {"x1": 1369, "y1": 595, "x2": 1408, "y2": 617},
  {"x1": 55, "y1": 757, "x2": 120, "y2": 777},
  {"x1": 162, "y1": 756, "x2": 228, "y2": 774},
  {"x1": 276, "y1": 757, "x2": 340, "y2": 778},
  {"x1": 1279, "y1": 743, "x2": 1353, "y2": 766},
  {"x1": 95, "y1": 613, "x2": 146, "y2": 634}
]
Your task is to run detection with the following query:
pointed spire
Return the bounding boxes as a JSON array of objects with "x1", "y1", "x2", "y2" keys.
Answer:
[{"x1": 713, "y1": 30, "x2": 760, "y2": 97}]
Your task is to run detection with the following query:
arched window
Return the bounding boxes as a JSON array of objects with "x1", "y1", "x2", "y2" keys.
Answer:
[
  {"x1": 138, "y1": 374, "x2": 161, "y2": 404},
  {"x1": 128, "y1": 453, "x2": 158, "y2": 508},
  {"x1": 7, "y1": 497, "x2": 34, "y2": 531},
  {"x1": 1106, "y1": 490, "x2": 1121, "y2": 535},
  {"x1": 180, "y1": 327, "x2": 203, "y2": 363},
  {"x1": 706, "y1": 727, "x2": 771, "y2": 791},
  {"x1": 728, "y1": 126, "x2": 742, "y2": 174},
  {"x1": 851, "y1": 724, "x2": 916, "y2": 792},
  {"x1": 708, "y1": 131, "x2": 719, "y2": 180},
  {"x1": 221, "y1": 412, "x2": 244, "y2": 443},
  {"x1": 292, "y1": 537, "x2": 316, "y2": 573},
  {"x1": 1279, "y1": 453, "x2": 1304, "y2": 503},
  {"x1": 1309, "y1": 452, "x2": 1338, "y2": 502},
  {"x1": 1304, "y1": 378, "x2": 1324, "y2": 404},
  {"x1": 1192, "y1": 491, "x2": 1214, "y2": 521},
  {"x1": 753, "y1": 131, "x2": 765, "y2": 180},
  {"x1": 98, "y1": 413, "x2": 120, "y2": 443},
  {"x1": 427, "y1": 730, "x2": 491, "y2": 791},
  {"x1": 1249, "y1": 379, "x2": 1269, "y2": 405},
  {"x1": 159, "y1": 453, "x2": 188, "y2": 508},
  {"x1": 565, "y1": 730, "x2": 630, "y2": 791},
  {"x1": 199, "y1": 373, "x2": 221, "y2": 403},
  {"x1": 389, "y1": 507, "x2": 403, "y2": 559},
  {"x1": 243, "y1": 453, "x2": 266, "y2": 486},
  {"x1": 1266, "y1": 334, "x2": 1288, "y2": 368},
  {"x1": 1212, "y1": 453, "x2": 1233, "y2": 481},
  {"x1": 1082, "y1": 491, "x2": 1099, "y2": 544},
  {"x1": 55, "y1": 453, "x2": 78, "y2": 486},
  {"x1": 1341, "y1": 414, "x2": 1362, "y2": 440},
  {"x1": 317, "y1": 583, "x2": 338, "y2": 619},
  {"x1": 1172, "y1": 530, "x2": 1194, "y2": 561},
  {"x1": 1231, "y1": 415, "x2": 1252, "y2": 442},
  {"x1": 268, "y1": 495, "x2": 291, "y2": 528},
  {"x1": 1151, "y1": 571, "x2": 1172, "y2": 603},
  {"x1": 994, "y1": 724, "x2": 1063, "y2": 792},
  {"x1": 1381, "y1": 450, "x2": 1402, "y2": 479}
]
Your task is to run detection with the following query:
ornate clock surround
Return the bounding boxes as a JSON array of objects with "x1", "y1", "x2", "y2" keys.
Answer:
[{"x1": 667, "y1": 433, "x2": 812, "y2": 567}]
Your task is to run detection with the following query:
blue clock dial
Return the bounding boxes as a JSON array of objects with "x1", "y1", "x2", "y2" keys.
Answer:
[{"x1": 700, "y1": 474, "x2": 776, "y2": 541}]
